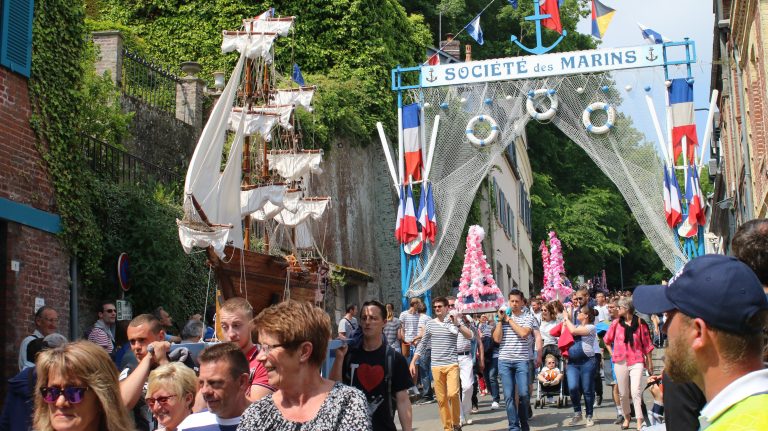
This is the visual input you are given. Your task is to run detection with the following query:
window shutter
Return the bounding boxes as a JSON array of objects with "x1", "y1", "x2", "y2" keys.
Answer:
[{"x1": 1, "y1": 0, "x2": 34, "y2": 77}]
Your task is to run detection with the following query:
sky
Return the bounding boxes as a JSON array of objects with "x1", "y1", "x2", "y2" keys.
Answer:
[{"x1": 575, "y1": 0, "x2": 715, "y2": 165}]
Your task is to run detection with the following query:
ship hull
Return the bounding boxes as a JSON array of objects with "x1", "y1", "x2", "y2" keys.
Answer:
[{"x1": 207, "y1": 245, "x2": 325, "y2": 314}]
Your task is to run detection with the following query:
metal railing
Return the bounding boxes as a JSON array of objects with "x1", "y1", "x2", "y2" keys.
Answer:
[
  {"x1": 121, "y1": 49, "x2": 180, "y2": 114},
  {"x1": 81, "y1": 134, "x2": 182, "y2": 187}
]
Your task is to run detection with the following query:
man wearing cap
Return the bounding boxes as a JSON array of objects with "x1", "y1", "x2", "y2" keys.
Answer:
[{"x1": 633, "y1": 254, "x2": 768, "y2": 431}]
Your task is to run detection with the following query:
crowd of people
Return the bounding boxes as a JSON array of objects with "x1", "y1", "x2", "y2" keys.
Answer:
[{"x1": 1, "y1": 221, "x2": 767, "y2": 431}]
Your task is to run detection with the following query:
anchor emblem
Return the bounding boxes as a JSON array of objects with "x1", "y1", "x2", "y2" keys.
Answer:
[
  {"x1": 646, "y1": 47, "x2": 658, "y2": 62},
  {"x1": 425, "y1": 68, "x2": 437, "y2": 83},
  {"x1": 510, "y1": 0, "x2": 567, "y2": 55}
]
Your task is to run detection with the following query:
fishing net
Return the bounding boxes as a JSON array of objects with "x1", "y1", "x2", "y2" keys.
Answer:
[{"x1": 405, "y1": 70, "x2": 686, "y2": 297}]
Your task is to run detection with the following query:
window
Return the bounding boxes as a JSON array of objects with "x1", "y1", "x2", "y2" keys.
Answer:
[
  {"x1": 496, "y1": 261, "x2": 504, "y2": 292},
  {"x1": 0, "y1": 0, "x2": 34, "y2": 77}
]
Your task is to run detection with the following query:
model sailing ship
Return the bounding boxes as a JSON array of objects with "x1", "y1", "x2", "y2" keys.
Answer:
[{"x1": 177, "y1": 9, "x2": 330, "y2": 313}]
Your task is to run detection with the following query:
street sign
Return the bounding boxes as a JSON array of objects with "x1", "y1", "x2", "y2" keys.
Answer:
[{"x1": 116, "y1": 300, "x2": 132, "y2": 321}]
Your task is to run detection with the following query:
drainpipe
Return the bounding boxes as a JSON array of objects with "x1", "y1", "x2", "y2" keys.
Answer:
[
  {"x1": 487, "y1": 175, "x2": 495, "y2": 283},
  {"x1": 69, "y1": 256, "x2": 79, "y2": 340},
  {"x1": 732, "y1": 44, "x2": 755, "y2": 221}
]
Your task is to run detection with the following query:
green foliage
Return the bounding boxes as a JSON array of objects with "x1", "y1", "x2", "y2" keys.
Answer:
[
  {"x1": 90, "y1": 181, "x2": 210, "y2": 319},
  {"x1": 91, "y1": 0, "x2": 432, "y2": 147}
]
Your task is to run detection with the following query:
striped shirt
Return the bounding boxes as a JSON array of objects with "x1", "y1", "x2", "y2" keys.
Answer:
[
  {"x1": 415, "y1": 317, "x2": 460, "y2": 367},
  {"x1": 383, "y1": 317, "x2": 401, "y2": 350},
  {"x1": 399, "y1": 310, "x2": 421, "y2": 342},
  {"x1": 498, "y1": 311, "x2": 536, "y2": 362},
  {"x1": 456, "y1": 316, "x2": 474, "y2": 353}
]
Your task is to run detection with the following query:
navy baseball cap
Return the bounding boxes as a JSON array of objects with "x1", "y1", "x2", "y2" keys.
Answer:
[{"x1": 633, "y1": 254, "x2": 768, "y2": 335}]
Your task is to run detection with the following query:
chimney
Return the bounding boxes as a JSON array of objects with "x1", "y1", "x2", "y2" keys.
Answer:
[
  {"x1": 465, "y1": 44, "x2": 472, "y2": 62},
  {"x1": 440, "y1": 33, "x2": 460, "y2": 60}
]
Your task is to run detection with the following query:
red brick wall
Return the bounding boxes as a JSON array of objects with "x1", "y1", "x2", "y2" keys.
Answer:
[{"x1": 0, "y1": 67, "x2": 70, "y2": 396}]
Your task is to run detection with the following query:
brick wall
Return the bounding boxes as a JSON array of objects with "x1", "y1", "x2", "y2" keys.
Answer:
[{"x1": 0, "y1": 67, "x2": 71, "y2": 396}]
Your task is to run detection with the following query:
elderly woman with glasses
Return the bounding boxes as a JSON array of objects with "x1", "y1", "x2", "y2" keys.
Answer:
[
  {"x1": 146, "y1": 362, "x2": 197, "y2": 431},
  {"x1": 238, "y1": 300, "x2": 370, "y2": 430},
  {"x1": 604, "y1": 297, "x2": 654, "y2": 430},
  {"x1": 33, "y1": 340, "x2": 133, "y2": 431}
]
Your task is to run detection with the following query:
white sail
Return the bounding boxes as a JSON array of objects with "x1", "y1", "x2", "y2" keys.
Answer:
[
  {"x1": 295, "y1": 221, "x2": 314, "y2": 249},
  {"x1": 274, "y1": 199, "x2": 330, "y2": 227},
  {"x1": 243, "y1": 189, "x2": 302, "y2": 220},
  {"x1": 228, "y1": 110, "x2": 278, "y2": 140},
  {"x1": 267, "y1": 151, "x2": 323, "y2": 181},
  {"x1": 178, "y1": 225, "x2": 231, "y2": 258},
  {"x1": 240, "y1": 184, "x2": 286, "y2": 217},
  {"x1": 251, "y1": 201, "x2": 284, "y2": 221},
  {"x1": 221, "y1": 32, "x2": 278, "y2": 61},
  {"x1": 250, "y1": 105, "x2": 294, "y2": 129},
  {"x1": 242, "y1": 16, "x2": 294, "y2": 36},
  {"x1": 274, "y1": 87, "x2": 315, "y2": 111}
]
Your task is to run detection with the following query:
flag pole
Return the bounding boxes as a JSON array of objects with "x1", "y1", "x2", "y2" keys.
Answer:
[
  {"x1": 698, "y1": 89, "x2": 719, "y2": 176},
  {"x1": 376, "y1": 122, "x2": 399, "y2": 190},
  {"x1": 424, "y1": 115, "x2": 440, "y2": 182},
  {"x1": 644, "y1": 93, "x2": 670, "y2": 166}
]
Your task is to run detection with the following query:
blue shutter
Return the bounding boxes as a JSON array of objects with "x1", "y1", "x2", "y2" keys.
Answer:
[{"x1": 1, "y1": 0, "x2": 34, "y2": 77}]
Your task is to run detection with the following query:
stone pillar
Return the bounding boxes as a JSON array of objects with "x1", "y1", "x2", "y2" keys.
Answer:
[
  {"x1": 176, "y1": 62, "x2": 205, "y2": 132},
  {"x1": 91, "y1": 31, "x2": 123, "y2": 86}
]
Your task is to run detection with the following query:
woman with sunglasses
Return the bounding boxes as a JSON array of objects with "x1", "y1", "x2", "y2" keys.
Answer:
[
  {"x1": 147, "y1": 362, "x2": 197, "y2": 431},
  {"x1": 238, "y1": 300, "x2": 370, "y2": 430},
  {"x1": 33, "y1": 340, "x2": 133, "y2": 431}
]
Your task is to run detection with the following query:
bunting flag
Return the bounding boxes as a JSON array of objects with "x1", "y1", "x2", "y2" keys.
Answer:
[
  {"x1": 668, "y1": 78, "x2": 698, "y2": 163},
  {"x1": 291, "y1": 64, "x2": 305, "y2": 86},
  {"x1": 591, "y1": 0, "x2": 615, "y2": 39},
  {"x1": 663, "y1": 164, "x2": 682, "y2": 228},
  {"x1": 402, "y1": 103, "x2": 423, "y2": 182},
  {"x1": 424, "y1": 182, "x2": 437, "y2": 244},
  {"x1": 466, "y1": 14, "x2": 484, "y2": 45},
  {"x1": 638, "y1": 23, "x2": 670, "y2": 44},
  {"x1": 540, "y1": 0, "x2": 563, "y2": 34},
  {"x1": 669, "y1": 165, "x2": 683, "y2": 227},
  {"x1": 402, "y1": 184, "x2": 419, "y2": 244},
  {"x1": 395, "y1": 185, "x2": 404, "y2": 242}
]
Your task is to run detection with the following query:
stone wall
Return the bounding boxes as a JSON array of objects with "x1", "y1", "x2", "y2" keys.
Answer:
[{"x1": 121, "y1": 94, "x2": 198, "y2": 173}]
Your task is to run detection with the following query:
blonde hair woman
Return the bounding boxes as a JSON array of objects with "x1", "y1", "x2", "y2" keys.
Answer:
[
  {"x1": 147, "y1": 362, "x2": 197, "y2": 431},
  {"x1": 34, "y1": 340, "x2": 133, "y2": 431}
]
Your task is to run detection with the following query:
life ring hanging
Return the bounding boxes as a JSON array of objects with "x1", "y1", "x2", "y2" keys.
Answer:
[
  {"x1": 465, "y1": 115, "x2": 500, "y2": 147},
  {"x1": 526, "y1": 89, "x2": 558, "y2": 121},
  {"x1": 582, "y1": 102, "x2": 616, "y2": 135}
]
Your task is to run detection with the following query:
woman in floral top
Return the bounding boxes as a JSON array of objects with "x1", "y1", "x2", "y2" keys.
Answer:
[
  {"x1": 604, "y1": 297, "x2": 654, "y2": 431},
  {"x1": 238, "y1": 301, "x2": 370, "y2": 431}
]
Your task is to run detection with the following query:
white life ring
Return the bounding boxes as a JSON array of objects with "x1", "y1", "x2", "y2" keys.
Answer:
[
  {"x1": 526, "y1": 89, "x2": 558, "y2": 121},
  {"x1": 465, "y1": 115, "x2": 499, "y2": 147},
  {"x1": 582, "y1": 102, "x2": 616, "y2": 134}
]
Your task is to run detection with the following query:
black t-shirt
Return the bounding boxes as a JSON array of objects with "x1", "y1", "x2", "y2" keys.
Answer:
[
  {"x1": 341, "y1": 343, "x2": 411, "y2": 431},
  {"x1": 119, "y1": 364, "x2": 154, "y2": 431},
  {"x1": 662, "y1": 373, "x2": 707, "y2": 431}
]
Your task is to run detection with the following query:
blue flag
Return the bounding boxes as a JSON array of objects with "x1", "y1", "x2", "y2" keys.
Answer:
[
  {"x1": 292, "y1": 63, "x2": 305, "y2": 86},
  {"x1": 466, "y1": 15, "x2": 484, "y2": 45},
  {"x1": 508, "y1": 0, "x2": 518, "y2": 8}
]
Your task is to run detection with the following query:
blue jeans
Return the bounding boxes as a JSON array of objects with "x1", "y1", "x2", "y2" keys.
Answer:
[
  {"x1": 566, "y1": 355, "x2": 597, "y2": 417},
  {"x1": 498, "y1": 359, "x2": 530, "y2": 431},
  {"x1": 484, "y1": 356, "x2": 500, "y2": 402},
  {"x1": 418, "y1": 351, "x2": 433, "y2": 397}
]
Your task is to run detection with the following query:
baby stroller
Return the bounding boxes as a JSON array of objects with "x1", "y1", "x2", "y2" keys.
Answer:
[{"x1": 533, "y1": 349, "x2": 567, "y2": 409}]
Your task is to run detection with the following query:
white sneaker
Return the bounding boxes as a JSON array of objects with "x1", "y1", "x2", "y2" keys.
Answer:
[
  {"x1": 568, "y1": 414, "x2": 583, "y2": 426},
  {"x1": 585, "y1": 416, "x2": 594, "y2": 427},
  {"x1": 491, "y1": 401, "x2": 499, "y2": 410}
]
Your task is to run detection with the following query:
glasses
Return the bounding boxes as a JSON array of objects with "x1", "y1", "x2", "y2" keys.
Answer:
[
  {"x1": 448, "y1": 304, "x2": 455, "y2": 308},
  {"x1": 40, "y1": 386, "x2": 88, "y2": 404},
  {"x1": 433, "y1": 305, "x2": 444, "y2": 309},
  {"x1": 573, "y1": 297, "x2": 585, "y2": 301},
  {"x1": 257, "y1": 343, "x2": 286, "y2": 355},
  {"x1": 146, "y1": 395, "x2": 177, "y2": 407},
  {"x1": 103, "y1": 309, "x2": 117, "y2": 313}
]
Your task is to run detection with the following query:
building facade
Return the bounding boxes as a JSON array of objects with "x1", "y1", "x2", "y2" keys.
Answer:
[
  {"x1": 710, "y1": 0, "x2": 768, "y2": 251},
  {"x1": 483, "y1": 135, "x2": 534, "y2": 299}
]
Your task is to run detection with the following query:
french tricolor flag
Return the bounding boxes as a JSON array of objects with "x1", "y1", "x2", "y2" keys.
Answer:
[
  {"x1": 402, "y1": 103, "x2": 423, "y2": 183},
  {"x1": 395, "y1": 185, "x2": 405, "y2": 242},
  {"x1": 668, "y1": 79, "x2": 698, "y2": 164},
  {"x1": 663, "y1": 165, "x2": 682, "y2": 228},
  {"x1": 425, "y1": 182, "x2": 437, "y2": 243},
  {"x1": 402, "y1": 184, "x2": 419, "y2": 244},
  {"x1": 680, "y1": 165, "x2": 705, "y2": 237}
]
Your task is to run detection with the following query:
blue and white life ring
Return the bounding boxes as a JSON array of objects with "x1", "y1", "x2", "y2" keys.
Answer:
[
  {"x1": 465, "y1": 115, "x2": 500, "y2": 147},
  {"x1": 582, "y1": 102, "x2": 616, "y2": 135},
  {"x1": 526, "y1": 89, "x2": 558, "y2": 121}
]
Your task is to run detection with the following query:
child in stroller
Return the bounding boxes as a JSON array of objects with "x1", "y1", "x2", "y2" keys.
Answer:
[{"x1": 534, "y1": 353, "x2": 566, "y2": 408}]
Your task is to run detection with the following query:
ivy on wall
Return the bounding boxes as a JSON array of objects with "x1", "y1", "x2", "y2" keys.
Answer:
[{"x1": 29, "y1": 0, "x2": 209, "y2": 323}]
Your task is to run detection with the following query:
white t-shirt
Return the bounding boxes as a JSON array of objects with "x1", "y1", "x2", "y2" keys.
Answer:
[
  {"x1": 595, "y1": 304, "x2": 610, "y2": 323},
  {"x1": 338, "y1": 316, "x2": 358, "y2": 336}
]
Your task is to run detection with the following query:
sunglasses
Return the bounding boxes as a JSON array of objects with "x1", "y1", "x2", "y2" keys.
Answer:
[
  {"x1": 433, "y1": 305, "x2": 444, "y2": 309},
  {"x1": 146, "y1": 395, "x2": 177, "y2": 407},
  {"x1": 40, "y1": 386, "x2": 89, "y2": 404},
  {"x1": 103, "y1": 309, "x2": 117, "y2": 313}
]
